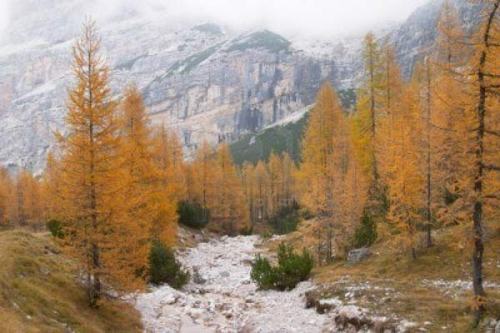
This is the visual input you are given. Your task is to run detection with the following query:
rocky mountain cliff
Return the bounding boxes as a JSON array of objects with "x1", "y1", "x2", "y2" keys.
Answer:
[
  {"x1": 388, "y1": 0, "x2": 482, "y2": 78},
  {"x1": 0, "y1": 0, "x2": 482, "y2": 172}
]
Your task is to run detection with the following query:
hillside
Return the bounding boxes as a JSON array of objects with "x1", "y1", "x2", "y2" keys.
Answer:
[
  {"x1": 0, "y1": 0, "x2": 484, "y2": 172},
  {"x1": 265, "y1": 220, "x2": 500, "y2": 332},
  {"x1": 230, "y1": 112, "x2": 308, "y2": 165},
  {"x1": 0, "y1": 230, "x2": 142, "y2": 333}
]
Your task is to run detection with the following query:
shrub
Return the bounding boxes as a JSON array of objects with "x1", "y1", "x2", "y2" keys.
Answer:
[
  {"x1": 240, "y1": 225, "x2": 254, "y2": 236},
  {"x1": 250, "y1": 255, "x2": 277, "y2": 290},
  {"x1": 274, "y1": 243, "x2": 314, "y2": 290},
  {"x1": 352, "y1": 210, "x2": 377, "y2": 248},
  {"x1": 177, "y1": 200, "x2": 210, "y2": 229},
  {"x1": 46, "y1": 219, "x2": 64, "y2": 238},
  {"x1": 299, "y1": 207, "x2": 315, "y2": 220},
  {"x1": 269, "y1": 203, "x2": 300, "y2": 235},
  {"x1": 149, "y1": 240, "x2": 189, "y2": 289},
  {"x1": 251, "y1": 243, "x2": 313, "y2": 291}
]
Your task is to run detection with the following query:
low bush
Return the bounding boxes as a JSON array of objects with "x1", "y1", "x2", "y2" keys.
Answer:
[
  {"x1": 352, "y1": 210, "x2": 377, "y2": 248},
  {"x1": 46, "y1": 219, "x2": 64, "y2": 238},
  {"x1": 251, "y1": 243, "x2": 313, "y2": 291},
  {"x1": 269, "y1": 202, "x2": 300, "y2": 235},
  {"x1": 250, "y1": 255, "x2": 277, "y2": 290},
  {"x1": 177, "y1": 200, "x2": 210, "y2": 229},
  {"x1": 149, "y1": 240, "x2": 189, "y2": 289}
]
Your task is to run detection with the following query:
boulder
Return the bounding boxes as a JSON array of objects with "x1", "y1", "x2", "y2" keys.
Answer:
[{"x1": 347, "y1": 247, "x2": 371, "y2": 264}]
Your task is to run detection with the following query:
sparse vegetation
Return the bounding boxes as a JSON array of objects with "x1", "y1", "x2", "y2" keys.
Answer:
[
  {"x1": 0, "y1": 230, "x2": 142, "y2": 333},
  {"x1": 226, "y1": 30, "x2": 291, "y2": 53},
  {"x1": 149, "y1": 240, "x2": 189, "y2": 289},
  {"x1": 231, "y1": 115, "x2": 307, "y2": 165},
  {"x1": 269, "y1": 203, "x2": 301, "y2": 235},
  {"x1": 177, "y1": 200, "x2": 210, "y2": 229},
  {"x1": 352, "y1": 210, "x2": 377, "y2": 248},
  {"x1": 251, "y1": 243, "x2": 313, "y2": 291},
  {"x1": 168, "y1": 43, "x2": 222, "y2": 75},
  {"x1": 46, "y1": 219, "x2": 64, "y2": 239},
  {"x1": 265, "y1": 219, "x2": 500, "y2": 332}
]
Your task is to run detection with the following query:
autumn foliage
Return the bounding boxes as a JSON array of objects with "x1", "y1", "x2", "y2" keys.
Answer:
[{"x1": 0, "y1": 2, "x2": 496, "y2": 326}]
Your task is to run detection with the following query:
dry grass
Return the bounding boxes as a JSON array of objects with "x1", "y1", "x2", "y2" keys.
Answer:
[
  {"x1": 264, "y1": 220, "x2": 500, "y2": 332},
  {"x1": 0, "y1": 230, "x2": 143, "y2": 333}
]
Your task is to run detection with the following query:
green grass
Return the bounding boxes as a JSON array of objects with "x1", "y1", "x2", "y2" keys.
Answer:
[
  {"x1": 231, "y1": 115, "x2": 308, "y2": 165},
  {"x1": 168, "y1": 43, "x2": 222, "y2": 75},
  {"x1": 0, "y1": 230, "x2": 142, "y2": 333},
  {"x1": 226, "y1": 30, "x2": 291, "y2": 53},
  {"x1": 230, "y1": 88, "x2": 357, "y2": 166}
]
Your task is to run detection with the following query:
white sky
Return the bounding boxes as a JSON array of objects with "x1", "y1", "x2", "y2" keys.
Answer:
[
  {"x1": 0, "y1": 0, "x2": 429, "y2": 38},
  {"x1": 0, "y1": 1, "x2": 9, "y2": 33}
]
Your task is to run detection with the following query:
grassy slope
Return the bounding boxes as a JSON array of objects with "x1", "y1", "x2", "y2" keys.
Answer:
[
  {"x1": 229, "y1": 89, "x2": 356, "y2": 167},
  {"x1": 265, "y1": 220, "x2": 500, "y2": 332},
  {"x1": 230, "y1": 115, "x2": 308, "y2": 166},
  {"x1": 0, "y1": 230, "x2": 143, "y2": 333}
]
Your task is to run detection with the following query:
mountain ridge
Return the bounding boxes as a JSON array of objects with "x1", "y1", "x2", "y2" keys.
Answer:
[{"x1": 0, "y1": 0, "x2": 482, "y2": 172}]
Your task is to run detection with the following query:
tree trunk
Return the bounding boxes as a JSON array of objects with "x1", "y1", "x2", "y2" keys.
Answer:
[
  {"x1": 425, "y1": 59, "x2": 433, "y2": 248},
  {"x1": 471, "y1": 0, "x2": 498, "y2": 326},
  {"x1": 89, "y1": 243, "x2": 101, "y2": 307}
]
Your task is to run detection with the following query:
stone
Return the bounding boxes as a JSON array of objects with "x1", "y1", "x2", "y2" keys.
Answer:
[
  {"x1": 192, "y1": 266, "x2": 207, "y2": 284},
  {"x1": 372, "y1": 318, "x2": 396, "y2": 333},
  {"x1": 347, "y1": 247, "x2": 371, "y2": 264}
]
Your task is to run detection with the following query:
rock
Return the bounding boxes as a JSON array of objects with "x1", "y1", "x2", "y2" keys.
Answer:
[
  {"x1": 239, "y1": 321, "x2": 258, "y2": 333},
  {"x1": 347, "y1": 247, "x2": 371, "y2": 264},
  {"x1": 495, "y1": 320, "x2": 500, "y2": 333},
  {"x1": 241, "y1": 258, "x2": 253, "y2": 266},
  {"x1": 381, "y1": 296, "x2": 392, "y2": 304},
  {"x1": 220, "y1": 271, "x2": 230, "y2": 278},
  {"x1": 304, "y1": 290, "x2": 319, "y2": 309},
  {"x1": 188, "y1": 308, "x2": 204, "y2": 320},
  {"x1": 334, "y1": 312, "x2": 372, "y2": 331},
  {"x1": 316, "y1": 301, "x2": 335, "y2": 314},
  {"x1": 192, "y1": 266, "x2": 207, "y2": 284},
  {"x1": 372, "y1": 318, "x2": 396, "y2": 333},
  {"x1": 0, "y1": 0, "x2": 485, "y2": 176},
  {"x1": 160, "y1": 293, "x2": 178, "y2": 305}
]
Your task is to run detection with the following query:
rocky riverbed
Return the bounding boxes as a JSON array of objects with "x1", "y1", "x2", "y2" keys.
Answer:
[{"x1": 132, "y1": 235, "x2": 499, "y2": 333}]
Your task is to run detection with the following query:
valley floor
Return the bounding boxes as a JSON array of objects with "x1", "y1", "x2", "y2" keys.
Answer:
[
  {"x1": 134, "y1": 235, "x2": 328, "y2": 332},
  {"x1": 132, "y1": 228, "x2": 500, "y2": 333}
]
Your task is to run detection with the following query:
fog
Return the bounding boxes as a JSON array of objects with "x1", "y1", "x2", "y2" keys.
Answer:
[{"x1": 0, "y1": 0, "x2": 429, "y2": 39}]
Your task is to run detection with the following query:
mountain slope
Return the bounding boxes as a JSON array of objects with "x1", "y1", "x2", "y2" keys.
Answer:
[
  {"x1": 0, "y1": 230, "x2": 142, "y2": 333},
  {"x1": 230, "y1": 111, "x2": 308, "y2": 165},
  {"x1": 389, "y1": 0, "x2": 483, "y2": 77},
  {"x1": 0, "y1": 0, "x2": 349, "y2": 171},
  {"x1": 0, "y1": 0, "x2": 484, "y2": 171}
]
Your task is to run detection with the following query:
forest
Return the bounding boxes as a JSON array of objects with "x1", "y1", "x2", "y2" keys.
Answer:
[{"x1": 0, "y1": 0, "x2": 498, "y2": 331}]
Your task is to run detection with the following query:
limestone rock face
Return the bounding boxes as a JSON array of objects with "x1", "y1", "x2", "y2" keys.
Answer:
[
  {"x1": 0, "y1": 1, "x2": 354, "y2": 172},
  {"x1": 0, "y1": 0, "x2": 482, "y2": 172}
]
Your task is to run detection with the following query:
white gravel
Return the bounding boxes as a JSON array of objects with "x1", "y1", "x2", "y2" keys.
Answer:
[{"x1": 134, "y1": 235, "x2": 329, "y2": 333}]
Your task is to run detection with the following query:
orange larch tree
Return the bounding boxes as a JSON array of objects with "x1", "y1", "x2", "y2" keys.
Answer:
[{"x1": 55, "y1": 20, "x2": 135, "y2": 306}]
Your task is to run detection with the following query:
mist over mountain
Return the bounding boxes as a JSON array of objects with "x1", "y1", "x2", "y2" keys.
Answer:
[{"x1": 0, "y1": 0, "x2": 482, "y2": 171}]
